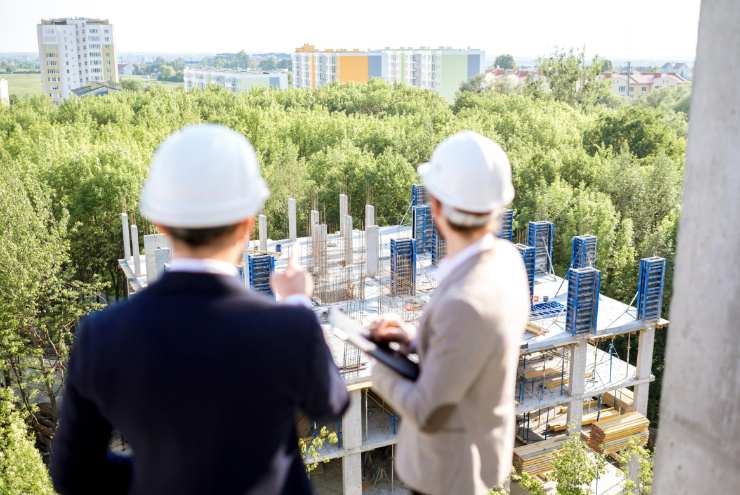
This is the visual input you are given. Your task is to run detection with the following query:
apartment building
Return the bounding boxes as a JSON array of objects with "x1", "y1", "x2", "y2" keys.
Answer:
[
  {"x1": 37, "y1": 18, "x2": 118, "y2": 102},
  {"x1": 292, "y1": 44, "x2": 484, "y2": 101},
  {"x1": 184, "y1": 67, "x2": 288, "y2": 93}
]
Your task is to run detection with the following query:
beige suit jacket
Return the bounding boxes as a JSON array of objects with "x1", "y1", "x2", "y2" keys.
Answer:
[{"x1": 372, "y1": 238, "x2": 529, "y2": 495}]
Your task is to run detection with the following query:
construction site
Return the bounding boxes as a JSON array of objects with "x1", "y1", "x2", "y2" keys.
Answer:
[{"x1": 118, "y1": 185, "x2": 668, "y2": 495}]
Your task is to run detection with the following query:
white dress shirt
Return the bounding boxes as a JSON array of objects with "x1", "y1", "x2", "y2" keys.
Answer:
[
  {"x1": 433, "y1": 233, "x2": 495, "y2": 283},
  {"x1": 167, "y1": 257, "x2": 239, "y2": 277}
]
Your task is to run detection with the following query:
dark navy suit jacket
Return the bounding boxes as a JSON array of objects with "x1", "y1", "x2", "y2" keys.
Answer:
[{"x1": 51, "y1": 271, "x2": 349, "y2": 495}]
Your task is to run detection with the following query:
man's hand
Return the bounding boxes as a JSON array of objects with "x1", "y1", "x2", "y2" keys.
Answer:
[
  {"x1": 369, "y1": 315, "x2": 415, "y2": 354},
  {"x1": 270, "y1": 249, "x2": 314, "y2": 299}
]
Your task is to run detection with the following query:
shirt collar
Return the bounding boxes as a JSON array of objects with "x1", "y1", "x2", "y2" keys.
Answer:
[
  {"x1": 167, "y1": 257, "x2": 239, "y2": 277},
  {"x1": 433, "y1": 233, "x2": 495, "y2": 283}
]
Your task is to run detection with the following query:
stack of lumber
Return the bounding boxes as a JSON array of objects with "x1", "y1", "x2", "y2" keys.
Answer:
[
  {"x1": 524, "y1": 367, "x2": 563, "y2": 380},
  {"x1": 587, "y1": 412, "x2": 649, "y2": 455},
  {"x1": 547, "y1": 407, "x2": 620, "y2": 433},
  {"x1": 602, "y1": 388, "x2": 634, "y2": 411},
  {"x1": 543, "y1": 370, "x2": 593, "y2": 390},
  {"x1": 513, "y1": 437, "x2": 566, "y2": 476}
]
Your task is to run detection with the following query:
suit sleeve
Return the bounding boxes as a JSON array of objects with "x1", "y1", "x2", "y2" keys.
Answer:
[
  {"x1": 371, "y1": 298, "x2": 494, "y2": 433},
  {"x1": 299, "y1": 310, "x2": 350, "y2": 420},
  {"x1": 51, "y1": 317, "x2": 132, "y2": 495}
]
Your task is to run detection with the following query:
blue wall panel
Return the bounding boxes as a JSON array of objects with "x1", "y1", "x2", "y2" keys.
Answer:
[
  {"x1": 467, "y1": 54, "x2": 481, "y2": 79},
  {"x1": 368, "y1": 55, "x2": 382, "y2": 78}
]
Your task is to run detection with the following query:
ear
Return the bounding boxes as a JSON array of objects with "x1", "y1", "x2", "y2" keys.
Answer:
[
  {"x1": 430, "y1": 196, "x2": 443, "y2": 218},
  {"x1": 240, "y1": 217, "x2": 256, "y2": 240}
]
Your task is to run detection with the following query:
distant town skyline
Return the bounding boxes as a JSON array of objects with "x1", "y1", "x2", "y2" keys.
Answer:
[{"x1": 1, "y1": 0, "x2": 701, "y2": 60}]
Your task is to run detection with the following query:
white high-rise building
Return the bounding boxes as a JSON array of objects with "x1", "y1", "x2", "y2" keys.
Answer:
[
  {"x1": 37, "y1": 18, "x2": 119, "y2": 102},
  {"x1": 0, "y1": 79, "x2": 9, "y2": 106}
]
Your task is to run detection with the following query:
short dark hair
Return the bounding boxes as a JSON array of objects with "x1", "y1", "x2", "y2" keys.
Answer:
[{"x1": 165, "y1": 224, "x2": 240, "y2": 248}]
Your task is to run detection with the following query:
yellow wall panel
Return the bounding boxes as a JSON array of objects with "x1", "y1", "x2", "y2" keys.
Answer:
[{"x1": 337, "y1": 55, "x2": 368, "y2": 83}]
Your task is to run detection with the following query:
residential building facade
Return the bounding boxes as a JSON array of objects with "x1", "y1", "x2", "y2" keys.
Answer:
[
  {"x1": 601, "y1": 71, "x2": 687, "y2": 98},
  {"x1": 660, "y1": 62, "x2": 692, "y2": 80},
  {"x1": 184, "y1": 67, "x2": 288, "y2": 92},
  {"x1": 37, "y1": 18, "x2": 118, "y2": 102},
  {"x1": 292, "y1": 44, "x2": 484, "y2": 101}
]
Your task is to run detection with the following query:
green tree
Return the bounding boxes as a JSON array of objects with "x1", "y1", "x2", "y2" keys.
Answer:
[
  {"x1": 583, "y1": 106, "x2": 686, "y2": 159},
  {"x1": 299, "y1": 426, "x2": 338, "y2": 473},
  {"x1": 538, "y1": 48, "x2": 613, "y2": 107},
  {"x1": 511, "y1": 470, "x2": 547, "y2": 495},
  {"x1": 259, "y1": 57, "x2": 277, "y2": 71},
  {"x1": 552, "y1": 434, "x2": 606, "y2": 495},
  {"x1": 0, "y1": 388, "x2": 55, "y2": 495},
  {"x1": 617, "y1": 440, "x2": 654, "y2": 495},
  {"x1": 0, "y1": 168, "x2": 103, "y2": 451},
  {"x1": 494, "y1": 54, "x2": 516, "y2": 70}
]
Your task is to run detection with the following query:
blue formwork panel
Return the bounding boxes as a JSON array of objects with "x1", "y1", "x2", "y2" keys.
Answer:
[
  {"x1": 637, "y1": 256, "x2": 666, "y2": 321},
  {"x1": 530, "y1": 300, "x2": 565, "y2": 320},
  {"x1": 247, "y1": 254, "x2": 275, "y2": 296},
  {"x1": 527, "y1": 221, "x2": 555, "y2": 275},
  {"x1": 237, "y1": 265, "x2": 246, "y2": 288},
  {"x1": 566, "y1": 267, "x2": 601, "y2": 335},
  {"x1": 412, "y1": 205, "x2": 434, "y2": 254},
  {"x1": 497, "y1": 209, "x2": 514, "y2": 241},
  {"x1": 571, "y1": 235, "x2": 598, "y2": 268},
  {"x1": 411, "y1": 184, "x2": 428, "y2": 207},
  {"x1": 390, "y1": 238, "x2": 416, "y2": 295},
  {"x1": 431, "y1": 226, "x2": 447, "y2": 266},
  {"x1": 516, "y1": 243, "x2": 536, "y2": 306}
]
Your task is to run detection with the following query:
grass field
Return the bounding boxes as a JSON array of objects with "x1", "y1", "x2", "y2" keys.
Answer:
[
  {"x1": 2, "y1": 73, "x2": 43, "y2": 97},
  {"x1": 1, "y1": 73, "x2": 181, "y2": 99},
  {"x1": 121, "y1": 75, "x2": 182, "y2": 89}
]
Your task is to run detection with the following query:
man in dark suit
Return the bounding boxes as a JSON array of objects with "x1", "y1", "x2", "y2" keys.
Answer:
[{"x1": 51, "y1": 124, "x2": 349, "y2": 495}]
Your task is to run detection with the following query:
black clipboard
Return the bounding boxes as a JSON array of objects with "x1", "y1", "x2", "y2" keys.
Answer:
[{"x1": 329, "y1": 308, "x2": 420, "y2": 381}]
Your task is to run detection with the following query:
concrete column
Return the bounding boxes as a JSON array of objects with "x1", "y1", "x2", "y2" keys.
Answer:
[
  {"x1": 632, "y1": 327, "x2": 655, "y2": 415},
  {"x1": 121, "y1": 213, "x2": 131, "y2": 259},
  {"x1": 566, "y1": 340, "x2": 587, "y2": 433},
  {"x1": 154, "y1": 247, "x2": 171, "y2": 278},
  {"x1": 310, "y1": 209, "x2": 320, "y2": 228},
  {"x1": 365, "y1": 204, "x2": 375, "y2": 229},
  {"x1": 130, "y1": 224, "x2": 141, "y2": 277},
  {"x1": 653, "y1": 1, "x2": 740, "y2": 492},
  {"x1": 288, "y1": 198, "x2": 297, "y2": 242},
  {"x1": 144, "y1": 234, "x2": 170, "y2": 283},
  {"x1": 344, "y1": 215, "x2": 354, "y2": 266},
  {"x1": 258, "y1": 214, "x2": 267, "y2": 252},
  {"x1": 339, "y1": 193, "x2": 348, "y2": 227},
  {"x1": 366, "y1": 225, "x2": 379, "y2": 277},
  {"x1": 342, "y1": 389, "x2": 363, "y2": 495}
]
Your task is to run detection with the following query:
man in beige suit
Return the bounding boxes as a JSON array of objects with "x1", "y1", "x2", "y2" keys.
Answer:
[{"x1": 371, "y1": 131, "x2": 530, "y2": 495}]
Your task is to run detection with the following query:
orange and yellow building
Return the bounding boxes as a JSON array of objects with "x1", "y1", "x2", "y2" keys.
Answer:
[{"x1": 292, "y1": 43, "x2": 484, "y2": 101}]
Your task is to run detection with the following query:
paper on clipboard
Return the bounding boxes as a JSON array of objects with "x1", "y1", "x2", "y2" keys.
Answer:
[{"x1": 328, "y1": 308, "x2": 420, "y2": 381}]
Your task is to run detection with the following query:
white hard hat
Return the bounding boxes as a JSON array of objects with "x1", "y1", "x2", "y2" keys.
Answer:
[
  {"x1": 418, "y1": 131, "x2": 514, "y2": 214},
  {"x1": 139, "y1": 124, "x2": 269, "y2": 228}
]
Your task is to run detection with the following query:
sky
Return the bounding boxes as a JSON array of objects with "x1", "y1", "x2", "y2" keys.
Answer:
[{"x1": 0, "y1": 0, "x2": 701, "y2": 60}]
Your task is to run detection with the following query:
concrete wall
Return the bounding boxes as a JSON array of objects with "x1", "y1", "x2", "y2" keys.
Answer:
[{"x1": 653, "y1": 1, "x2": 740, "y2": 492}]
